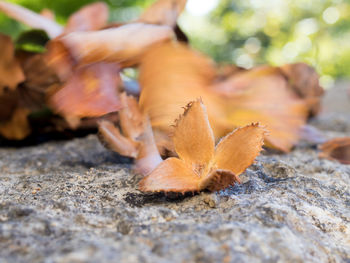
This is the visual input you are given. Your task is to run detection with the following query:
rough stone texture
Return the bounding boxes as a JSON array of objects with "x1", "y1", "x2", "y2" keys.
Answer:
[{"x1": 0, "y1": 84, "x2": 350, "y2": 263}]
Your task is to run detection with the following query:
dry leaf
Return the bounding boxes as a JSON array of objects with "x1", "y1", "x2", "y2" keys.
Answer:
[
  {"x1": 280, "y1": 63, "x2": 324, "y2": 116},
  {"x1": 16, "y1": 51, "x2": 59, "y2": 111},
  {"x1": 48, "y1": 63, "x2": 122, "y2": 127},
  {"x1": 0, "y1": 34, "x2": 25, "y2": 93},
  {"x1": 139, "y1": 100, "x2": 265, "y2": 193},
  {"x1": 46, "y1": 23, "x2": 174, "y2": 69},
  {"x1": 65, "y1": 2, "x2": 109, "y2": 33},
  {"x1": 0, "y1": 108, "x2": 30, "y2": 140},
  {"x1": 319, "y1": 137, "x2": 350, "y2": 164},
  {"x1": 213, "y1": 66, "x2": 308, "y2": 152},
  {"x1": 139, "y1": 42, "x2": 308, "y2": 152},
  {"x1": 98, "y1": 120, "x2": 140, "y2": 158},
  {"x1": 139, "y1": 0, "x2": 187, "y2": 28},
  {"x1": 98, "y1": 93, "x2": 162, "y2": 174},
  {"x1": 0, "y1": 1, "x2": 63, "y2": 38}
]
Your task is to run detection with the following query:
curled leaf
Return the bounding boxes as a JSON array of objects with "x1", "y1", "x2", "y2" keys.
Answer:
[
  {"x1": 48, "y1": 63, "x2": 122, "y2": 126},
  {"x1": 280, "y1": 63, "x2": 324, "y2": 116},
  {"x1": 98, "y1": 120, "x2": 139, "y2": 158},
  {"x1": 215, "y1": 67, "x2": 308, "y2": 152},
  {"x1": 0, "y1": 108, "x2": 30, "y2": 140},
  {"x1": 0, "y1": 34, "x2": 25, "y2": 92},
  {"x1": 46, "y1": 23, "x2": 174, "y2": 69},
  {"x1": 319, "y1": 137, "x2": 350, "y2": 164},
  {"x1": 139, "y1": 42, "x2": 308, "y2": 153},
  {"x1": 139, "y1": 100, "x2": 266, "y2": 193},
  {"x1": 98, "y1": 93, "x2": 162, "y2": 175}
]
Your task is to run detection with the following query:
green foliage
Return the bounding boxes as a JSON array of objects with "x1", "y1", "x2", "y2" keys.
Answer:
[
  {"x1": 0, "y1": 0, "x2": 152, "y2": 37},
  {"x1": 16, "y1": 29, "x2": 49, "y2": 53},
  {"x1": 182, "y1": 0, "x2": 350, "y2": 82}
]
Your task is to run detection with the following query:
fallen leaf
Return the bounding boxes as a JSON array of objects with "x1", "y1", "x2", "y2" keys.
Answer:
[
  {"x1": 213, "y1": 66, "x2": 308, "y2": 152},
  {"x1": 98, "y1": 120, "x2": 140, "y2": 158},
  {"x1": 280, "y1": 63, "x2": 324, "y2": 117},
  {"x1": 0, "y1": 108, "x2": 30, "y2": 140},
  {"x1": 46, "y1": 23, "x2": 174, "y2": 70},
  {"x1": 0, "y1": 34, "x2": 25, "y2": 93},
  {"x1": 16, "y1": 51, "x2": 59, "y2": 111},
  {"x1": 319, "y1": 137, "x2": 350, "y2": 164},
  {"x1": 98, "y1": 93, "x2": 162, "y2": 174},
  {"x1": 48, "y1": 63, "x2": 122, "y2": 127},
  {"x1": 139, "y1": 100, "x2": 266, "y2": 193},
  {"x1": 0, "y1": 1, "x2": 63, "y2": 38},
  {"x1": 65, "y1": 2, "x2": 109, "y2": 33},
  {"x1": 139, "y1": 42, "x2": 308, "y2": 152}
]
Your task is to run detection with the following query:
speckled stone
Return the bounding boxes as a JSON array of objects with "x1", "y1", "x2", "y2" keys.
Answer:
[{"x1": 0, "y1": 84, "x2": 350, "y2": 263}]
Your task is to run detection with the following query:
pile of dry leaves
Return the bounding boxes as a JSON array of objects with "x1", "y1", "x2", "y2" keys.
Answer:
[{"x1": 0, "y1": 0, "x2": 348, "y2": 193}]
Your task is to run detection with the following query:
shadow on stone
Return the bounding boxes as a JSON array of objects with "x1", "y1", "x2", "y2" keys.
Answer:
[{"x1": 124, "y1": 191, "x2": 197, "y2": 207}]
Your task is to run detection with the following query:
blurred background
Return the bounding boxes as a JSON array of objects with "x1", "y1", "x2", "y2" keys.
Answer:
[{"x1": 1, "y1": 0, "x2": 349, "y2": 89}]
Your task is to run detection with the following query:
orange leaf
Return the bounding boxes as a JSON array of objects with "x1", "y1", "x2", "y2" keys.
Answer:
[
  {"x1": 214, "y1": 66, "x2": 308, "y2": 152},
  {"x1": 65, "y1": 2, "x2": 109, "y2": 33},
  {"x1": 47, "y1": 23, "x2": 174, "y2": 69},
  {"x1": 139, "y1": 157, "x2": 199, "y2": 193},
  {"x1": 139, "y1": 0, "x2": 187, "y2": 28},
  {"x1": 0, "y1": 1, "x2": 63, "y2": 38},
  {"x1": 139, "y1": 42, "x2": 217, "y2": 131},
  {"x1": 139, "y1": 100, "x2": 265, "y2": 193},
  {"x1": 213, "y1": 123, "x2": 265, "y2": 176},
  {"x1": 98, "y1": 120, "x2": 139, "y2": 158},
  {"x1": 48, "y1": 63, "x2": 122, "y2": 125},
  {"x1": 172, "y1": 99, "x2": 215, "y2": 167},
  {"x1": 139, "y1": 42, "x2": 308, "y2": 153},
  {"x1": 0, "y1": 34, "x2": 25, "y2": 92},
  {"x1": 0, "y1": 108, "x2": 30, "y2": 140},
  {"x1": 98, "y1": 93, "x2": 163, "y2": 175},
  {"x1": 280, "y1": 63, "x2": 324, "y2": 117},
  {"x1": 319, "y1": 137, "x2": 350, "y2": 165}
]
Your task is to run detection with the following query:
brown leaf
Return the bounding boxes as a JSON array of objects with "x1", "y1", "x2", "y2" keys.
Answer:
[
  {"x1": 0, "y1": 88, "x2": 18, "y2": 121},
  {"x1": 139, "y1": 0, "x2": 187, "y2": 28},
  {"x1": 319, "y1": 137, "x2": 350, "y2": 164},
  {"x1": 0, "y1": 1, "x2": 63, "y2": 38},
  {"x1": 65, "y1": 2, "x2": 109, "y2": 33},
  {"x1": 48, "y1": 63, "x2": 122, "y2": 125},
  {"x1": 46, "y1": 23, "x2": 174, "y2": 69},
  {"x1": 139, "y1": 100, "x2": 265, "y2": 193},
  {"x1": 0, "y1": 108, "x2": 30, "y2": 140},
  {"x1": 280, "y1": 63, "x2": 324, "y2": 117},
  {"x1": 45, "y1": 40, "x2": 76, "y2": 81},
  {"x1": 98, "y1": 93, "x2": 162, "y2": 175},
  {"x1": 0, "y1": 34, "x2": 25, "y2": 92},
  {"x1": 214, "y1": 66, "x2": 308, "y2": 152},
  {"x1": 139, "y1": 42, "x2": 308, "y2": 153},
  {"x1": 98, "y1": 120, "x2": 139, "y2": 158},
  {"x1": 16, "y1": 51, "x2": 59, "y2": 111}
]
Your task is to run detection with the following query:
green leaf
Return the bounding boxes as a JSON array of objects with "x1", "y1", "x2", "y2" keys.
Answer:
[{"x1": 15, "y1": 29, "x2": 49, "y2": 53}]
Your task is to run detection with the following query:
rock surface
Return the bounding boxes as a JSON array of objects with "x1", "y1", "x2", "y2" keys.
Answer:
[{"x1": 0, "y1": 84, "x2": 350, "y2": 263}]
